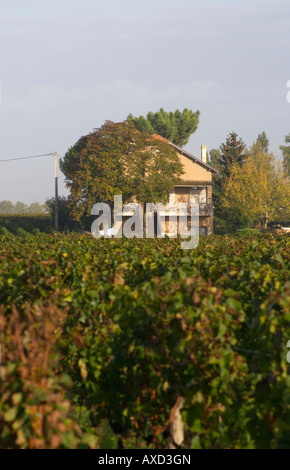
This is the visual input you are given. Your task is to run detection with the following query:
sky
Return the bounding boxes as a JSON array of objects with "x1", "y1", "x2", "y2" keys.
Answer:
[{"x1": 0, "y1": 0, "x2": 290, "y2": 204}]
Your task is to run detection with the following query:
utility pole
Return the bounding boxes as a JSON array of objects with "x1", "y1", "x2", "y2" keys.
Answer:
[{"x1": 54, "y1": 151, "x2": 59, "y2": 231}]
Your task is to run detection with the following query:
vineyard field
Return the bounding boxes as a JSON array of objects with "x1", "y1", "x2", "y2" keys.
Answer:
[{"x1": 0, "y1": 231, "x2": 289, "y2": 449}]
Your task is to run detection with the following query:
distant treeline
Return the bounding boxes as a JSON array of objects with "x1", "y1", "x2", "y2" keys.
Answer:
[
  {"x1": 0, "y1": 198, "x2": 83, "y2": 233},
  {"x1": 0, "y1": 200, "x2": 47, "y2": 214}
]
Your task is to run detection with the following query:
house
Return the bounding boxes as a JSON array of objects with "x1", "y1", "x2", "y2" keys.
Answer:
[
  {"x1": 116, "y1": 135, "x2": 218, "y2": 238},
  {"x1": 151, "y1": 135, "x2": 218, "y2": 236}
]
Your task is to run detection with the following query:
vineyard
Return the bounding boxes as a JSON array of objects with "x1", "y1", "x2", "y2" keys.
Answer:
[{"x1": 0, "y1": 231, "x2": 289, "y2": 449}]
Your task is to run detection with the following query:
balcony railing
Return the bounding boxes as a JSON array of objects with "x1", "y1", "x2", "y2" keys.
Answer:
[
  {"x1": 157, "y1": 203, "x2": 213, "y2": 216},
  {"x1": 198, "y1": 203, "x2": 213, "y2": 215}
]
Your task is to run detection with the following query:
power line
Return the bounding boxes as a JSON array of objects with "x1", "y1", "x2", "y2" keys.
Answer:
[
  {"x1": 0, "y1": 152, "x2": 54, "y2": 163},
  {"x1": 0, "y1": 151, "x2": 61, "y2": 232}
]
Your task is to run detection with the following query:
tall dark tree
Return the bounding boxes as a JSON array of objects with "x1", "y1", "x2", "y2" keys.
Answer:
[
  {"x1": 45, "y1": 196, "x2": 80, "y2": 231},
  {"x1": 128, "y1": 108, "x2": 200, "y2": 147},
  {"x1": 209, "y1": 149, "x2": 220, "y2": 168},
  {"x1": 218, "y1": 132, "x2": 247, "y2": 178},
  {"x1": 256, "y1": 131, "x2": 269, "y2": 153},
  {"x1": 211, "y1": 132, "x2": 247, "y2": 231},
  {"x1": 280, "y1": 133, "x2": 290, "y2": 176}
]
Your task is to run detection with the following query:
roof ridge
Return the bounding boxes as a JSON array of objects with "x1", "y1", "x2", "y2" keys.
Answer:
[{"x1": 150, "y1": 134, "x2": 218, "y2": 173}]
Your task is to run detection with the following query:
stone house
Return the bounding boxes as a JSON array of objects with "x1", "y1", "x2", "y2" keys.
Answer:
[
  {"x1": 119, "y1": 135, "x2": 218, "y2": 237},
  {"x1": 151, "y1": 135, "x2": 218, "y2": 236}
]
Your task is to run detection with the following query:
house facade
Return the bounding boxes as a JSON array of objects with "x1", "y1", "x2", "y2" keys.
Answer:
[
  {"x1": 153, "y1": 136, "x2": 218, "y2": 236},
  {"x1": 119, "y1": 136, "x2": 218, "y2": 238}
]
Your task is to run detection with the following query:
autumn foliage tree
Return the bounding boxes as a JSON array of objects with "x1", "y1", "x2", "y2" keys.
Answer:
[
  {"x1": 222, "y1": 143, "x2": 290, "y2": 228},
  {"x1": 0, "y1": 302, "x2": 91, "y2": 449},
  {"x1": 280, "y1": 133, "x2": 290, "y2": 176},
  {"x1": 60, "y1": 121, "x2": 184, "y2": 220}
]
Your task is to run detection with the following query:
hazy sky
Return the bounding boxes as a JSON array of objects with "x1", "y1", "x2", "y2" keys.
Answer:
[{"x1": 0, "y1": 0, "x2": 289, "y2": 204}]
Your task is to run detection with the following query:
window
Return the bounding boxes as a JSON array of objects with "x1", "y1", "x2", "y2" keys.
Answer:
[{"x1": 189, "y1": 188, "x2": 206, "y2": 204}]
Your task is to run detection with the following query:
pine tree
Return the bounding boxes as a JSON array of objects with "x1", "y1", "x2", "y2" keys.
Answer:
[
  {"x1": 211, "y1": 132, "x2": 247, "y2": 230},
  {"x1": 128, "y1": 108, "x2": 200, "y2": 147},
  {"x1": 256, "y1": 131, "x2": 269, "y2": 153},
  {"x1": 209, "y1": 149, "x2": 220, "y2": 168},
  {"x1": 218, "y1": 132, "x2": 247, "y2": 178}
]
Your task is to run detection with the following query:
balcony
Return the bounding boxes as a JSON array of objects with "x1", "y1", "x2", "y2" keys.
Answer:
[
  {"x1": 157, "y1": 203, "x2": 213, "y2": 217},
  {"x1": 198, "y1": 203, "x2": 213, "y2": 216}
]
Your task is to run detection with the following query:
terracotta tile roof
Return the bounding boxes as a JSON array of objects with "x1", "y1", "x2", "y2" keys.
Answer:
[
  {"x1": 149, "y1": 134, "x2": 218, "y2": 174},
  {"x1": 151, "y1": 134, "x2": 168, "y2": 143}
]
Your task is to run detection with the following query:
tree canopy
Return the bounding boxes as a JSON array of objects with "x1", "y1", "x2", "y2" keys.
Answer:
[
  {"x1": 60, "y1": 120, "x2": 184, "y2": 220},
  {"x1": 256, "y1": 131, "x2": 269, "y2": 153},
  {"x1": 0, "y1": 200, "x2": 46, "y2": 214},
  {"x1": 216, "y1": 132, "x2": 247, "y2": 178},
  {"x1": 209, "y1": 149, "x2": 220, "y2": 168},
  {"x1": 222, "y1": 143, "x2": 290, "y2": 228},
  {"x1": 14, "y1": 202, "x2": 28, "y2": 214},
  {"x1": 0, "y1": 200, "x2": 14, "y2": 214},
  {"x1": 127, "y1": 108, "x2": 200, "y2": 147},
  {"x1": 45, "y1": 196, "x2": 79, "y2": 231},
  {"x1": 209, "y1": 132, "x2": 248, "y2": 230},
  {"x1": 280, "y1": 133, "x2": 290, "y2": 175}
]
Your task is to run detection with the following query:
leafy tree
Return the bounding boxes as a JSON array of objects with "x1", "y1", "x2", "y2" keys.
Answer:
[
  {"x1": 28, "y1": 202, "x2": 46, "y2": 214},
  {"x1": 14, "y1": 201, "x2": 28, "y2": 214},
  {"x1": 256, "y1": 131, "x2": 269, "y2": 153},
  {"x1": 45, "y1": 196, "x2": 81, "y2": 231},
  {"x1": 60, "y1": 120, "x2": 184, "y2": 220},
  {"x1": 128, "y1": 108, "x2": 200, "y2": 147},
  {"x1": 0, "y1": 200, "x2": 46, "y2": 214},
  {"x1": 0, "y1": 200, "x2": 14, "y2": 213},
  {"x1": 280, "y1": 133, "x2": 290, "y2": 175},
  {"x1": 222, "y1": 143, "x2": 290, "y2": 228}
]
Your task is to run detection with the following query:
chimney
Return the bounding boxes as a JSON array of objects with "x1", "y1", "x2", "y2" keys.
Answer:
[{"x1": 201, "y1": 145, "x2": 207, "y2": 163}]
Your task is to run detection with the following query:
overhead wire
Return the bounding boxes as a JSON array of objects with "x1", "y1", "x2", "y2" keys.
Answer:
[{"x1": 0, "y1": 152, "x2": 54, "y2": 163}]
